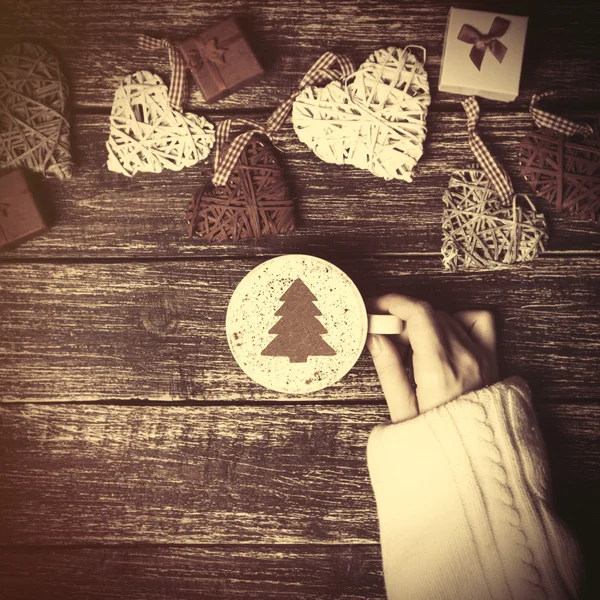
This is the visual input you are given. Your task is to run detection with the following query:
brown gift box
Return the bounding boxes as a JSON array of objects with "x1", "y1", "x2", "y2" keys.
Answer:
[
  {"x1": 176, "y1": 17, "x2": 264, "y2": 104},
  {"x1": 0, "y1": 169, "x2": 48, "y2": 251}
]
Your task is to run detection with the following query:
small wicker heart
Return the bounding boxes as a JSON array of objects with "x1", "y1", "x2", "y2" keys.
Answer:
[
  {"x1": 0, "y1": 42, "x2": 73, "y2": 179},
  {"x1": 519, "y1": 128, "x2": 600, "y2": 223},
  {"x1": 187, "y1": 135, "x2": 295, "y2": 242},
  {"x1": 442, "y1": 166, "x2": 548, "y2": 271},
  {"x1": 292, "y1": 46, "x2": 430, "y2": 182},
  {"x1": 106, "y1": 71, "x2": 214, "y2": 177}
]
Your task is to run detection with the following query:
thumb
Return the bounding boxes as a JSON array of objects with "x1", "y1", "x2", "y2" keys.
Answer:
[{"x1": 367, "y1": 334, "x2": 418, "y2": 423}]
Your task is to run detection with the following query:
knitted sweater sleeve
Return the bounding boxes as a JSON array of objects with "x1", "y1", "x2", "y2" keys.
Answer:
[{"x1": 367, "y1": 376, "x2": 582, "y2": 600}]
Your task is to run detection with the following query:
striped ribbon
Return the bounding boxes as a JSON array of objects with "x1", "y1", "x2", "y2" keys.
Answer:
[
  {"x1": 138, "y1": 34, "x2": 187, "y2": 112},
  {"x1": 462, "y1": 96, "x2": 514, "y2": 204},
  {"x1": 530, "y1": 90, "x2": 593, "y2": 136},
  {"x1": 212, "y1": 52, "x2": 355, "y2": 186}
]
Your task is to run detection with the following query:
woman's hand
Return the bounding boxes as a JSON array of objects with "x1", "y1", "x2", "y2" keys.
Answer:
[{"x1": 366, "y1": 294, "x2": 499, "y2": 423}]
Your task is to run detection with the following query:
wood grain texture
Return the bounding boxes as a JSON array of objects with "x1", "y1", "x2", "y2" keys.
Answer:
[
  {"x1": 0, "y1": 257, "x2": 598, "y2": 402},
  {"x1": 0, "y1": 112, "x2": 599, "y2": 260},
  {"x1": 1, "y1": 542, "x2": 599, "y2": 600},
  {"x1": 0, "y1": 546, "x2": 386, "y2": 600},
  {"x1": 1, "y1": 0, "x2": 599, "y2": 111},
  {"x1": 1, "y1": 1, "x2": 599, "y2": 597},
  {"x1": 0, "y1": 403, "x2": 597, "y2": 545}
]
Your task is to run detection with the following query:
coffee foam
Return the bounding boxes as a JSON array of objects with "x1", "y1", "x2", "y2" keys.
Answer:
[{"x1": 226, "y1": 255, "x2": 367, "y2": 394}]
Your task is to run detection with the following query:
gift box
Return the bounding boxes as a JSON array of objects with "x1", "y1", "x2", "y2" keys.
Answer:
[
  {"x1": 0, "y1": 169, "x2": 49, "y2": 251},
  {"x1": 439, "y1": 8, "x2": 528, "y2": 102},
  {"x1": 176, "y1": 17, "x2": 264, "y2": 103}
]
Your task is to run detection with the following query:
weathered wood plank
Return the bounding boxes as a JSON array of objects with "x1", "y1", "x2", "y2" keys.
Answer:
[
  {"x1": 0, "y1": 546, "x2": 385, "y2": 600},
  {"x1": 0, "y1": 403, "x2": 597, "y2": 545},
  {"x1": 0, "y1": 257, "x2": 598, "y2": 402},
  {"x1": 1, "y1": 0, "x2": 599, "y2": 111},
  {"x1": 1, "y1": 112, "x2": 599, "y2": 260},
  {"x1": 0, "y1": 3, "x2": 598, "y2": 599},
  {"x1": 0, "y1": 540, "x2": 599, "y2": 600}
]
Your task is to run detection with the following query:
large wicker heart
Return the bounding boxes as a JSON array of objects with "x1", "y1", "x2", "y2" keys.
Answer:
[
  {"x1": 519, "y1": 128, "x2": 600, "y2": 223},
  {"x1": 292, "y1": 46, "x2": 430, "y2": 182},
  {"x1": 0, "y1": 42, "x2": 73, "y2": 179},
  {"x1": 106, "y1": 71, "x2": 214, "y2": 177},
  {"x1": 442, "y1": 166, "x2": 548, "y2": 272},
  {"x1": 187, "y1": 135, "x2": 295, "y2": 242}
]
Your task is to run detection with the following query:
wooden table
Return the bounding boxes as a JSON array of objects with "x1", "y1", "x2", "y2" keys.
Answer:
[{"x1": 1, "y1": 1, "x2": 599, "y2": 598}]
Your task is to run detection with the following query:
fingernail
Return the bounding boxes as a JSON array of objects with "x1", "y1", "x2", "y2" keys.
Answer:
[{"x1": 366, "y1": 333, "x2": 383, "y2": 356}]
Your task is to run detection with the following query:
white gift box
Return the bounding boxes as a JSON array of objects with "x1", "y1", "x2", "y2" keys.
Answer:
[{"x1": 439, "y1": 8, "x2": 528, "y2": 102}]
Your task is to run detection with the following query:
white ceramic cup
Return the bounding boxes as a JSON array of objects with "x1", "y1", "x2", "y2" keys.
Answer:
[{"x1": 226, "y1": 254, "x2": 401, "y2": 394}]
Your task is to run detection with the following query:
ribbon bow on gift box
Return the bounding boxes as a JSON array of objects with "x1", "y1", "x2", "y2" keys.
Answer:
[
  {"x1": 138, "y1": 35, "x2": 229, "y2": 111},
  {"x1": 458, "y1": 16, "x2": 511, "y2": 71},
  {"x1": 186, "y1": 39, "x2": 227, "y2": 69}
]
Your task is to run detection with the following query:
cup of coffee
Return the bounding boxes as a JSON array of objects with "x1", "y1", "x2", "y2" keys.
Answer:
[{"x1": 226, "y1": 254, "x2": 401, "y2": 394}]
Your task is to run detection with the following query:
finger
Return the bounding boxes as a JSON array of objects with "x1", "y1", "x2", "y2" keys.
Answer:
[
  {"x1": 436, "y1": 311, "x2": 478, "y2": 354},
  {"x1": 453, "y1": 310, "x2": 497, "y2": 356},
  {"x1": 366, "y1": 334, "x2": 418, "y2": 423},
  {"x1": 453, "y1": 310, "x2": 499, "y2": 385},
  {"x1": 367, "y1": 294, "x2": 444, "y2": 356}
]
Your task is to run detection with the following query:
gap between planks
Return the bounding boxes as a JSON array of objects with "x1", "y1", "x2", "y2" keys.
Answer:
[{"x1": 1, "y1": 252, "x2": 599, "y2": 266}]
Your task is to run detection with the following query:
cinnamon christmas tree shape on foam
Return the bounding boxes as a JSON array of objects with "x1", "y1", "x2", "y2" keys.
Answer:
[{"x1": 261, "y1": 278, "x2": 336, "y2": 363}]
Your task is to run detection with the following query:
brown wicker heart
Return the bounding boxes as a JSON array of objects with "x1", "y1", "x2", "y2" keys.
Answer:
[
  {"x1": 519, "y1": 128, "x2": 600, "y2": 224},
  {"x1": 442, "y1": 166, "x2": 548, "y2": 272},
  {"x1": 187, "y1": 135, "x2": 295, "y2": 242},
  {"x1": 0, "y1": 42, "x2": 73, "y2": 179}
]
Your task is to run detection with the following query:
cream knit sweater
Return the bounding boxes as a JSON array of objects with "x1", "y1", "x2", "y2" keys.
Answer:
[{"x1": 367, "y1": 377, "x2": 581, "y2": 600}]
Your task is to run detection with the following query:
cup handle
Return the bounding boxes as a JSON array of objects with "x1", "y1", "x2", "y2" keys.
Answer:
[{"x1": 367, "y1": 314, "x2": 403, "y2": 335}]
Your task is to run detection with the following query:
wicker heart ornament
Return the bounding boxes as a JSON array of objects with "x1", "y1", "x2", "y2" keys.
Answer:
[
  {"x1": 187, "y1": 134, "x2": 295, "y2": 242},
  {"x1": 442, "y1": 98, "x2": 547, "y2": 272},
  {"x1": 292, "y1": 46, "x2": 431, "y2": 182},
  {"x1": 519, "y1": 93, "x2": 599, "y2": 223},
  {"x1": 187, "y1": 53, "x2": 358, "y2": 242},
  {"x1": 0, "y1": 42, "x2": 73, "y2": 179},
  {"x1": 442, "y1": 167, "x2": 548, "y2": 271},
  {"x1": 106, "y1": 71, "x2": 214, "y2": 177}
]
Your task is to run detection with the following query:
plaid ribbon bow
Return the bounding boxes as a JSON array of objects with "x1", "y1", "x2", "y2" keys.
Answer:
[
  {"x1": 138, "y1": 34, "x2": 187, "y2": 112},
  {"x1": 462, "y1": 96, "x2": 514, "y2": 204},
  {"x1": 530, "y1": 91, "x2": 594, "y2": 137},
  {"x1": 457, "y1": 16, "x2": 510, "y2": 71},
  {"x1": 212, "y1": 52, "x2": 355, "y2": 186}
]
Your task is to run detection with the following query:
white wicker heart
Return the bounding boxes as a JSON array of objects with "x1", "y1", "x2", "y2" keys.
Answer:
[
  {"x1": 441, "y1": 166, "x2": 548, "y2": 272},
  {"x1": 0, "y1": 42, "x2": 73, "y2": 180},
  {"x1": 106, "y1": 71, "x2": 214, "y2": 177},
  {"x1": 292, "y1": 47, "x2": 430, "y2": 182}
]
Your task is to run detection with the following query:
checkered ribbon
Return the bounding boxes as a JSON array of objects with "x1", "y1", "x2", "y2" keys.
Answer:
[
  {"x1": 212, "y1": 52, "x2": 355, "y2": 186},
  {"x1": 138, "y1": 34, "x2": 187, "y2": 112},
  {"x1": 462, "y1": 96, "x2": 514, "y2": 203},
  {"x1": 530, "y1": 90, "x2": 594, "y2": 136}
]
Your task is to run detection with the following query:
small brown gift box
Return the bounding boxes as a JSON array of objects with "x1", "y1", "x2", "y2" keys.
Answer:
[
  {"x1": 0, "y1": 169, "x2": 48, "y2": 251},
  {"x1": 176, "y1": 17, "x2": 264, "y2": 103}
]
